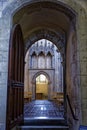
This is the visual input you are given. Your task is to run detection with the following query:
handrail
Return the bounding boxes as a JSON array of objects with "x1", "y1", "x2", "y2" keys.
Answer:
[{"x1": 66, "y1": 94, "x2": 78, "y2": 121}]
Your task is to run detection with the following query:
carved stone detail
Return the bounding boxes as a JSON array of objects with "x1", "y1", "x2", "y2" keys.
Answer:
[{"x1": 25, "y1": 29, "x2": 65, "y2": 57}]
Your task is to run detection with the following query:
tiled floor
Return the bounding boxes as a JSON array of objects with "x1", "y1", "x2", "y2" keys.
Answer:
[{"x1": 24, "y1": 100, "x2": 64, "y2": 119}]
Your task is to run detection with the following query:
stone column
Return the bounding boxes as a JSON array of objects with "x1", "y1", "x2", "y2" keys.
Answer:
[
  {"x1": 29, "y1": 55, "x2": 32, "y2": 69},
  {"x1": 45, "y1": 55, "x2": 47, "y2": 68},
  {"x1": 36, "y1": 55, "x2": 38, "y2": 69},
  {"x1": 48, "y1": 82, "x2": 51, "y2": 100},
  {"x1": 61, "y1": 64, "x2": 63, "y2": 92},
  {"x1": 32, "y1": 83, "x2": 35, "y2": 100},
  {"x1": 0, "y1": 15, "x2": 11, "y2": 130},
  {"x1": 24, "y1": 62, "x2": 29, "y2": 93},
  {"x1": 52, "y1": 55, "x2": 55, "y2": 68}
]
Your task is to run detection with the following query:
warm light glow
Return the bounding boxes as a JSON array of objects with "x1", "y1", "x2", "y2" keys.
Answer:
[
  {"x1": 40, "y1": 74, "x2": 46, "y2": 82},
  {"x1": 36, "y1": 74, "x2": 48, "y2": 83}
]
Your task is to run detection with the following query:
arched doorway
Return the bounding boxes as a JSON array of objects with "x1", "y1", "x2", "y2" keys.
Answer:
[
  {"x1": 32, "y1": 71, "x2": 51, "y2": 100},
  {"x1": 24, "y1": 39, "x2": 63, "y2": 101},
  {"x1": 36, "y1": 74, "x2": 48, "y2": 100},
  {"x1": 4, "y1": 1, "x2": 80, "y2": 130}
]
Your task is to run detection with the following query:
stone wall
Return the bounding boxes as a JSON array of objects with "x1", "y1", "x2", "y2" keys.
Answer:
[
  {"x1": 24, "y1": 51, "x2": 29, "y2": 93},
  {"x1": 36, "y1": 83, "x2": 48, "y2": 99},
  {"x1": 24, "y1": 39, "x2": 63, "y2": 97},
  {"x1": 28, "y1": 69, "x2": 55, "y2": 100},
  {"x1": 0, "y1": 1, "x2": 10, "y2": 129},
  {"x1": 67, "y1": 0, "x2": 87, "y2": 126},
  {"x1": 66, "y1": 24, "x2": 81, "y2": 130},
  {"x1": 0, "y1": 0, "x2": 87, "y2": 130}
]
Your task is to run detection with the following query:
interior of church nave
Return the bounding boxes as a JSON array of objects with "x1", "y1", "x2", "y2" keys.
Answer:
[
  {"x1": 1, "y1": 0, "x2": 87, "y2": 130},
  {"x1": 22, "y1": 39, "x2": 65, "y2": 129},
  {"x1": 24, "y1": 39, "x2": 64, "y2": 101}
]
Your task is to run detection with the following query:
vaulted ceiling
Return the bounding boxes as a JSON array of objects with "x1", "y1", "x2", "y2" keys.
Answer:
[{"x1": 13, "y1": 1, "x2": 75, "y2": 42}]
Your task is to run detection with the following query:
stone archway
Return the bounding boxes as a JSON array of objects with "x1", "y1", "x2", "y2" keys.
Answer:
[
  {"x1": 6, "y1": 1, "x2": 77, "y2": 129},
  {"x1": 31, "y1": 71, "x2": 52, "y2": 100},
  {"x1": 25, "y1": 29, "x2": 65, "y2": 58},
  {"x1": 1, "y1": 0, "x2": 87, "y2": 130},
  {"x1": 35, "y1": 74, "x2": 49, "y2": 100}
]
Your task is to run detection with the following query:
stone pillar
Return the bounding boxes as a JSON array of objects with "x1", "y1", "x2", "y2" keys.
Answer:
[
  {"x1": 45, "y1": 55, "x2": 47, "y2": 68},
  {"x1": 0, "y1": 15, "x2": 11, "y2": 130},
  {"x1": 29, "y1": 55, "x2": 32, "y2": 69},
  {"x1": 59, "y1": 61, "x2": 63, "y2": 92},
  {"x1": 61, "y1": 64, "x2": 63, "y2": 92},
  {"x1": 24, "y1": 62, "x2": 29, "y2": 93},
  {"x1": 37, "y1": 55, "x2": 38, "y2": 68},
  {"x1": 52, "y1": 55, "x2": 55, "y2": 68},
  {"x1": 32, "y1": 83, "x2": 35, "y2": 100},
  {"x1": 66, "y1": 21, "x2": 82, "y2": 130},
  {"x1": 78, "y1": 12, "x2": 87, "y2": 124},
  {"x1": 48, "y1": 83, "x2": 51, "y2": 100}
]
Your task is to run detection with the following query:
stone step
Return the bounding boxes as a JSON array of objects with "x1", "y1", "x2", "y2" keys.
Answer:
[
  {"x1": 23, "y1": 118, "x2": 67, "y2": 126},
  {"x1": 17, "y1": 125, "x2": 69, "y2": 130}
]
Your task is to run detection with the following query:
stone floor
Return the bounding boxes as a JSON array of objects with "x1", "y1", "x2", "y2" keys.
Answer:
[
  {"x1": 17, "y1": 101, "x2": 68, "y2": 130},
  {"x1": 24, "y1": 100, "x2": 64, "y2": 119}
]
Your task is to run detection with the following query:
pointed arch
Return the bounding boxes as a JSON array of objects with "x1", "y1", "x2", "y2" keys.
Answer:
[{"x1": 32, "y1": 71, "x2": 51, "y2": 84}]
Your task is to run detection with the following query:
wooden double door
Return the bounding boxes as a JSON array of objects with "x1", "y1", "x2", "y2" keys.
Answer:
[{"x1": 6, "y1": 24, "x2": 24, "y2": 130}]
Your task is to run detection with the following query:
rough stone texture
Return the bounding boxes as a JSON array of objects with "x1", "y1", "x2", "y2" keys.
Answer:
[
  {"x1": 0, "y1": 0, "x2": 87, "y2": 130},
  {"x1": 0, "y1": 84, "x2": 7, "y2": 130},
  {"x1": 0, "y1": 124, "x2": 5, "y2": 130},
  {"x1": 28, "y1": 69, "x2": 55, "y2": 100},
  {"x1": 24, "y1": 40, "x2": 63, "y2": 98},
  {"x1": 0, "y1": 3, "x2": 10, "y2": 129},
  {"x1": 66, "y1": 23, "x2": 81, "y2": 130},
  {"x1": 0, "y1": 73, "x2": 8, "y2": 85},
  {"x1": 24, "y1": 51, "x2": 29, "y2": 93}
]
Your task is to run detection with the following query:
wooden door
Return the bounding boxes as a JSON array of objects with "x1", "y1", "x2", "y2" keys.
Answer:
[{"x1": 6, "y1": 24, "x2": 24, "y2": 130}]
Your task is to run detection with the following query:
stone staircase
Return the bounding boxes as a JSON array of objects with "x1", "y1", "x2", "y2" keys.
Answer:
[
  {"x1": 17, "y1": 100, "x2": 69, "y2": 130},
  {"x1": 17, "y1": 118, "x2": 69, "y2": 130}
]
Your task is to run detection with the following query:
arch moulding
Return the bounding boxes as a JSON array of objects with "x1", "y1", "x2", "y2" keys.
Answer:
[
  {"x1": 2, "y1": 0, "x2": 76, "y2": 19},
  {"x1": 32, "y1": 71, "x2": 51, "y2": 84},
  {"x1": 31, "y1": 70, "x2": 53, "y2": 100}
]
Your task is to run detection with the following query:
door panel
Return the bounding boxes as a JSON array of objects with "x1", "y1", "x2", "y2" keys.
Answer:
[{"x1": 6, "y1": 24, "x2": 24, "y2": 130}]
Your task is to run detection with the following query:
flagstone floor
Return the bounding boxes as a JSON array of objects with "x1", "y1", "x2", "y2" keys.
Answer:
[{"x1": 24, "y1": 100, "x2": 64, "y2": 119}]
